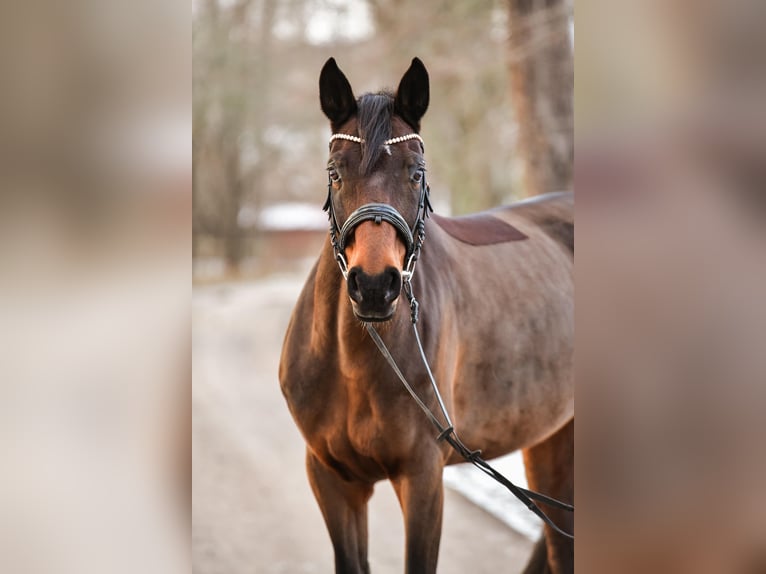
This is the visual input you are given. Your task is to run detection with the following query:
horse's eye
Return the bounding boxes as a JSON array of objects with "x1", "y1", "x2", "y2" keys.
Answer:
[
  {"x1": 328, "y1": 167, "x2": 341, "y2": 183},
  {"x1": 412, "y1": 170, "x2": 423, "y2": 183}
]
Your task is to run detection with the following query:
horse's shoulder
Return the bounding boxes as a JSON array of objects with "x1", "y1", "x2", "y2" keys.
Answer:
[{"x1": 280, "y1": 262, "x2": 321, "y2": 383}]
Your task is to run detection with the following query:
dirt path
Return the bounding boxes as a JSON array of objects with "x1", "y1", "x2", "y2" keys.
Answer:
[{"x1": 192, "y1": 275, "x2": 533, "y2": 573}]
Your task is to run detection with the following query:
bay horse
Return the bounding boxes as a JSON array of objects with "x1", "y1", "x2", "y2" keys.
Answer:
[{"x1": 279, "y1": 57, "x2": 574, "y2": 574}]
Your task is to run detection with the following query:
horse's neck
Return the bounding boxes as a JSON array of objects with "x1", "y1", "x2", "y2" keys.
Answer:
[
  {"x1": 312, "y1": 241, "x2": 409, "y2": 377},
  {"x1": 312, "y1": 242, "x2": 357, "y2": 344}
]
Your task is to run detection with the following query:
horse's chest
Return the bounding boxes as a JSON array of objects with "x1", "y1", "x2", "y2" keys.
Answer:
[
  {"x1": 311, "y1": 412, "x2": 395, "y2": 482},
  {"x1": 281, "y1": 336, "x2": 422, "y2": 482},
  {"x1": 297, "y1": 390, "x2": 403, "y2": 482}
]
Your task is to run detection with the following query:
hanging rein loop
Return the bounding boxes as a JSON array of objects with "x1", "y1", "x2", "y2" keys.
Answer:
[
  {"x1": 366, "y1": 296, "x2": 576, "y2": 541},
  {"x1": 323, "y1": 133, "x2": 574, "y2": 540}
]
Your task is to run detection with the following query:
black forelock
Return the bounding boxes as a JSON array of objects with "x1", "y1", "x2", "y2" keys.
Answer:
[{"x1": 356, "y1": 92, "x2": 394, "y2": 176}]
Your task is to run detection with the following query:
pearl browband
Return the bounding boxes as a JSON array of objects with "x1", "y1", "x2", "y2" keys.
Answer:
[{"x1": 330, "y1": 133, "x2": 424, "y2": 147}]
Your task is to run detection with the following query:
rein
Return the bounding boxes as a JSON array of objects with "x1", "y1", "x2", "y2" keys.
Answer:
[
  {"x1": 366, "y1": 300, "x2": 575, "y2": 541},
  {"x1": 323, "y1": 133, "x2": 574, "y2": 540}
]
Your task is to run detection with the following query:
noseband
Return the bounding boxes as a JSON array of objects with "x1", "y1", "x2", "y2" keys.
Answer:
[{"x1": 322, "y1": 133, "x2": 433, "y2": 283}]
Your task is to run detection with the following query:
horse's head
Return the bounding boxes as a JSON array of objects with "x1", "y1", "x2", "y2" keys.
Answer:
[{"x1": 320, "y1": 57, "x2": 430, "y2": 322}]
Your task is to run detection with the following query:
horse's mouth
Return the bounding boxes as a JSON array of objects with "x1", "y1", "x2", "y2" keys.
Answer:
[
  {"x1": 353, "y1": 310, "x2": 395, "y2": 323},
  {"x1": 351, "y1": 301, "x2": 397, "y2": 323}
]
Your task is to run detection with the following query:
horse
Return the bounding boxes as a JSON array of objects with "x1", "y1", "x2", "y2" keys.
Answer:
[{"x1": 279, "y1": 57, "x2": 574, "y2": 574}]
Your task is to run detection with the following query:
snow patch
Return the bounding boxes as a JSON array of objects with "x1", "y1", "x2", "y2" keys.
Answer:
[{"x1": 443, "y1": 451, "x2": 543, "y2": 541}]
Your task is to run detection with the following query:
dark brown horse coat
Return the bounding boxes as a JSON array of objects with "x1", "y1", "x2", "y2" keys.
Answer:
[{"x1": 280, "y1": 58, "x2": 573, "y2": 574}]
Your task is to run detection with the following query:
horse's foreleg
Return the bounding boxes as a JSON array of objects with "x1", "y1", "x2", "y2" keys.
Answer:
[
  {"x1": 522, "y1": 418, "x2": 574, "y2": 574},
  {"x1": 391, "y1": 455, "x2": 444, "y2": 574},
  {"x1": 306, "y1": 450, "x2": 373, "y2": 574}
]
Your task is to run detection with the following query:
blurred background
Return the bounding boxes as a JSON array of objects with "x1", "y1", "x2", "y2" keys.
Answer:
[
  {"x1": 192, "y1": 0, "x2": 573, "y2": 572},
  {"x1": 192, "y1": 0, "x2": 573, "y2": 280}
]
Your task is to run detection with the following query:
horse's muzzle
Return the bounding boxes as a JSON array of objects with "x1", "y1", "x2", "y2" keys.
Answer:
[{"x1": 346, "y1": 266, "x2": 402, "y2": 321}]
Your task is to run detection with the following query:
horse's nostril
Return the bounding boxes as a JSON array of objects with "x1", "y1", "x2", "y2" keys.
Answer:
[
  {"x1": 347, "y1": 268, "x2": 363, "y2": 303},
  {"x1": 383, "y1": 267, "x2": 402, "y2": 304}
]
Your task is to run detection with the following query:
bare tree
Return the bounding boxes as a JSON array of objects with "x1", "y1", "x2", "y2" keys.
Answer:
[
  {"x1": 508, "y1": 0, "x2": 573, "y2": 197},
  {"x1": 193, "y1": 0, "x2": 276, "y2": 274},
  {"x1": 193, "y1": 0, "x2": 572, "y2": 277}
]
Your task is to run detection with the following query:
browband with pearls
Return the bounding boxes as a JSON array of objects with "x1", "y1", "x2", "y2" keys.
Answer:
[{"x1": 329, "y1": 133, "x2": 424, "y2": 147}]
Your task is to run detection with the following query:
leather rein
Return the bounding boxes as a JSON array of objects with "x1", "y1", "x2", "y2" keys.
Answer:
[{"x1": 323, "y1": 133, "x2": 574, "y2": 540}]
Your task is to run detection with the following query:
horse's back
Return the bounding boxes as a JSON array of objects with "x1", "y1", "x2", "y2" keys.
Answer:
[{"x1": 500, "y1": 191, "x2": 573, "y2": 255}]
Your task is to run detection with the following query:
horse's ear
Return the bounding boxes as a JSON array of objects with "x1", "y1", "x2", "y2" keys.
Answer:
[
  {"x1": 319, "y1": 57, "x2": 357, "y2": 128},
  {"x1": 395, "y1": 57, "x2": 430, "y2": 132}
]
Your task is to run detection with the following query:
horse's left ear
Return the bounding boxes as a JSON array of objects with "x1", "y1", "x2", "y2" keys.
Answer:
[{"x1": 395, "y1": 57, "x2": 429, "y2": 132}]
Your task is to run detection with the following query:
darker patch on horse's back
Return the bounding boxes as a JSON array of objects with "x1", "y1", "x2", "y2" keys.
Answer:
[
  {"x1": 432, "y1": 212, "x2": 528, "y2": 245},
  {"x1": 356, "y1": 92, "x2": 394, "y2": 175}
]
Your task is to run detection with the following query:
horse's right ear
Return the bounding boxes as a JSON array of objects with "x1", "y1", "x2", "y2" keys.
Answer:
[{"x1": 319, "y1": 58, "x2": 357, "y2": 128}]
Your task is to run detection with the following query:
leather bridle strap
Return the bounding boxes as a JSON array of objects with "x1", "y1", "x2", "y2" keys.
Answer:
[
  {"x1": 324, "y1": 131, "x2": 432, "y2": 280},
  {"x1": 338, "y1": 203, "x2": 414, "y2": 255},
  {"x1": 323, "y1": 172, "x2": 431, "y2": 281}
]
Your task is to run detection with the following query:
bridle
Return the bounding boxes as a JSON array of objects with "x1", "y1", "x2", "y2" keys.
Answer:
[
  {"x1": 321, "y1": 132, "x2": 575, "y2": 540},
  {"x1": 322, "y1": 132, "x2": 433, "y2": 287}
]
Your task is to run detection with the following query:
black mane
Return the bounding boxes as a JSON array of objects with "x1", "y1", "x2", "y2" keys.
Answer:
[{"x1": 356, "y1": 92, "x2": 394, "y2": 176}]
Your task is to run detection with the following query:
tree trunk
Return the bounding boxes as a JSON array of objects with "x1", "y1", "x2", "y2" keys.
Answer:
[{"x1": 508, "y1": 0, "x2": 573, "y2": 197}]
